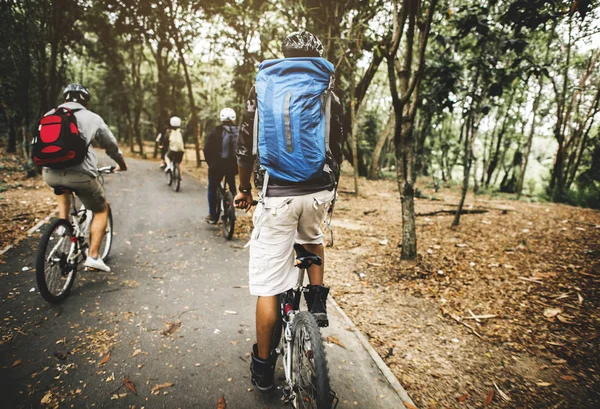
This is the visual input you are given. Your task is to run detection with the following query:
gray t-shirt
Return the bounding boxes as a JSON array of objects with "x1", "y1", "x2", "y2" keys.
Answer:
[{"x1": 43, "y1": 102, "x2": 126, "y2": 177}]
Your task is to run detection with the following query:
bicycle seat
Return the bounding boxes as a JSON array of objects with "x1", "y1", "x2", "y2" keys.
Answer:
[
  {"x1": 293, "y1": 243, "x2": 322, "y2": 269},
  {"x1": 53, "y1": 186, "x2": 75, "y2": 195}
]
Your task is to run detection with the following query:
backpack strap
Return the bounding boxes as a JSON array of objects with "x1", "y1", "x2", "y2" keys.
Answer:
[
  {"x1": 252, "y1": 105, "x2": 259, "y2": 156},
  {"x1": 324, "y1": 76, "x2": 333, "y2": 154}
]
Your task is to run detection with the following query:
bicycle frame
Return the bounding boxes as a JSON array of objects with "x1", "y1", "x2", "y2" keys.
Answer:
[{"x1": 279, "y1": 266, "x2": 307, "y2": 403}]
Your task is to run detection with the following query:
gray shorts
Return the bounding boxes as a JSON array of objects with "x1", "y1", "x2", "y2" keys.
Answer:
[
  {"x1": 43, "y1": 168, "x2": 107, "y2": 212},
  {"x1": 248, "y1": 189, "x2": 335, "y2": 296}
]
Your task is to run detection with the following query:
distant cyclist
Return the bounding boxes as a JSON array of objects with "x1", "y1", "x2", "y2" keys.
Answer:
[
  {"x1": 203, "y1": 108, "x2": 238, "y2": 224},
  {"x1": 163, "y1": 116, "x2": 185, "y2": 171},
  {"x1": 156, "y1": 119, "x2": 170, "y2": 169},
  {"x1": 37, "y1": 83, "x2": 128, "y2": 272},
  {"x1": 234, "y1": 31, "x2": 344, "y2": 391}
]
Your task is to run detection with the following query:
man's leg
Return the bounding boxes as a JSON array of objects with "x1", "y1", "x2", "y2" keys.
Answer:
[
  {"x1": 57, "y1": 193, "x2": 71, "y2": 220},
  {"x1": 256, "y1": 295, "x2": 278, "y2": 359},
  {"x1": 304, "y1": 243, "x2": 324, "y2": 285},
  {"x1": 88, "y1": 205, "x2": 108, "y2": 259},
  {"x1": 226, "y1": 172, "x2": 236, "y2": 195},
  {"x1": 207, "y1": 169, "x2": 220, "y2": 221}
]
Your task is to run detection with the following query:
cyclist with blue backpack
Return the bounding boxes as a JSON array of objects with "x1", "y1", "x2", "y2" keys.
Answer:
[{"x1": 234, "y1": 31, "x2": 345, "y2": 391}]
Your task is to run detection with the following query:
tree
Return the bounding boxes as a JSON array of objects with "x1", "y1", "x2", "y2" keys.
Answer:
[{"x1": 384, "y1": 0, "x2": 438, "y2": 260}]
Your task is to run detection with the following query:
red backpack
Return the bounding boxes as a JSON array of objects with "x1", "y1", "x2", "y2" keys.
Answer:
[{"x1": 32, "y1": 107, "x2": 89, "y2": 168}]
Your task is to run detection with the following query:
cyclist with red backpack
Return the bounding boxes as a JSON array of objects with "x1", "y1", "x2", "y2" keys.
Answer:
[
  {"x1": 234, "y1": 31, "x2": 345, "y2": 391},
  {"x1": 34, "y1": 83, "x2": 128, "y2": 272}
]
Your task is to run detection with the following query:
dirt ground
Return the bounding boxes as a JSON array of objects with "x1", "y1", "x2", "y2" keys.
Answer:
[{"x1": 3, "y1": 145, "x2": 599, "y2": 408}]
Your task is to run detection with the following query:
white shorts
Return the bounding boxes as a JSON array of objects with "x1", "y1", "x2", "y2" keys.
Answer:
[{"x1": 249, "y1": 189, "x2": 335, "y2": 296}]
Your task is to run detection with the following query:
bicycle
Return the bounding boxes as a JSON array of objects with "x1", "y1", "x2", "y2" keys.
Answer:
[
  {"x1": 165, "y1": 158, "x2": 181, "y2": 192},
  {"x1": 215, "y1": 176, "x2": 236, "y2": 240},
  {"x1": 272, "y1": 243, "x2": 338, "y2": 409},
  {"x1": 35, "y1": 166, "x2": 115, "y2": 303}
]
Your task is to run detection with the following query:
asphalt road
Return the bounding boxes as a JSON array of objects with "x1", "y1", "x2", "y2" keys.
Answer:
[{"x1": 0, "y1": 157, "x2": 408, "y2": 409}]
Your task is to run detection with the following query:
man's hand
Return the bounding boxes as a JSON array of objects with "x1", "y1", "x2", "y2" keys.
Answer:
[
  {"x1": 234, "y1": 191, "x2": 253, "y2": 212},
  {"x1": 114, "y1": 164, "x2": 127, "y2": 172}
]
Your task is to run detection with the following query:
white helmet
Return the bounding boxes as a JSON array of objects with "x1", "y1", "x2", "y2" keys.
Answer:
[
  {"x1": 169, "y1": 116, "x2": 181, "y2": 128},
  {"x1": 220, "y1": 108, "x2": 236, "y2": 122}
]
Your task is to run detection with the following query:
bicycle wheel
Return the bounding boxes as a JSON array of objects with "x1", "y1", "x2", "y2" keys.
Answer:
[
  {"x1": 165, "y1": 168, "x2": 173, "y2": 186},
  {"x1": 215, "y1": 188, "x2": 223, "y2": 222},
  {"x1": 291, "y1": 311, "x2": 332, "y2": 409},
  {"x1": 221, "y1": 191, "x2": 235, "y2": 240},
  {"x1": 36, "y1": 219, "x2": 78, "y2": 303},
  {"x1": 99, "y1": 205, "x2": 113, "y2": 260},
  {"x1": 173, "y1": 164, "x2": 181, "y2": 192}
]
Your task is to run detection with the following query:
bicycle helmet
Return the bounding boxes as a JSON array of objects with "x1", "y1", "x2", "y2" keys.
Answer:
[
  {"x1": 283, "y1": 30, "x2": 324, "y2": 58},
  {"x1": 219, "y1": 108, "x2": 236, "y2": 122},
  {"x1": 63, "y1": 83, "x2": 91, "y2": 105},
  {"x1": 169, "y1": 116, "x2": 181, "y2": 128}
]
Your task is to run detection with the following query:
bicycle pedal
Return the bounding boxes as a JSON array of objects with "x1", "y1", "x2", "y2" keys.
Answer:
[{"x1": 330, "y1": 390, "x2": 340, "y2": 408}]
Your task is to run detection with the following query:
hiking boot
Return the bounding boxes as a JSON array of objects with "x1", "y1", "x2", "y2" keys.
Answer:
[
  {"x1": 205, "y1": 215, "x2": 218, "y2": 224},
  {"x1": 304, "y1": 285, "x2": 330, "y2": 327},
  {"x1": 84, "y1": 256, "x2": 111, "y2": 272},
  {"x1": 250, "y1": 344, "x2": 277, "y2": 392}
]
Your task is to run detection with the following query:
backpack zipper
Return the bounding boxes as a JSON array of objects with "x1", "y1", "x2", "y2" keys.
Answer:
[{"x1": 284, "y1": 92, "x2": 293, "y2": 153}]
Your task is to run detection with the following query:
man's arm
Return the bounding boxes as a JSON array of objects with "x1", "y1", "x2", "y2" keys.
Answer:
[
  {"x1": 329, "y1": 93, "x2": 345, "y2": 181},
  {"x1": 95, "y1": 118, "x2": 127, "y2": 170},
  {"x1": 234, "y1": 86, "x2": 257, "y2": 209}
]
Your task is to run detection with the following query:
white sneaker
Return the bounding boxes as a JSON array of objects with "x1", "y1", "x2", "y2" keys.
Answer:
[{"x1": 85, "y1": 257, "x2": 111, "y2": 272}]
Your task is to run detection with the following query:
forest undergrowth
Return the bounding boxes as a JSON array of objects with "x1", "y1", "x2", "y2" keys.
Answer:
[{"x1": 2, "y1": 146, "x2": 599, "y2": 408}]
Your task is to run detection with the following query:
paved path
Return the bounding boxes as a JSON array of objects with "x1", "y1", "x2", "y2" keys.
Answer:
[{"x1": 0, "y1": 157, "x2": 409, "y2": 408}]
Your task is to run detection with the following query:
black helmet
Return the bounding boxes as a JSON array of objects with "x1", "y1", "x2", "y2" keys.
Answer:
[
  {"x1": 63, "y1": 83, "x2": 91, "y2": 105},
  {"x1": 283, "y1": 30, "x2": 324, "y2": 58}
]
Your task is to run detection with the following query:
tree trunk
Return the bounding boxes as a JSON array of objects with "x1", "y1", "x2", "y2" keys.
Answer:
[
  {"x1": 452, "y1": 115, "x2": 475, "y2": 227},
  {"x1": 485, "y1": 86, "x2": 516, "y2": 186},
  {"x1": 350, "y1": 94, "x2": 360, "y2": 196},
  {"x1": 369, "y1": 111, "x2": 395, "y2": 179}
]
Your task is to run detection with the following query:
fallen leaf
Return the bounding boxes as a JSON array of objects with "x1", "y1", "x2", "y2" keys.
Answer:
[
  {"x1": 543, "y1": 308, "x2": 561, "y2": 318},
  {"x1": 536, "y1": 382, "x2": 552, "y2": 387},
  {"x1": 161, "y1": 321, "x2": 182, "y2": 336},
  {"x1": 41, "y1": 391, "x2": 52, "y2": 404},
  {"x1": 493, "y1": 381, "x2": 510, "y2": 402},
  {"x1": 404, "y1": 402, "x2": 417, "y2": 409},
  {"x1": 124, "y1": 377, "x2": 138, "y2": 395},
  {"x1": 11, "y1": 359, "x2": 21, "y2": 367},
  {"x1": 151, "y1": 382, "x2": 174, "y2": 394},
  {"x1": 484, "y1": 388, "x2": 494, "y2": 406},
  {"x1": 217, "y1": 394, "x2": 226, "y2": 409},
  {"x1": 53, "y1": 351, "x2": 68, "y2": 360},
  {"x1": 561, "y1": 375, "x2": 577, "y2": 382},
  {"x1": 557, "y1": 315, "x2": 575, "y2": 324},
  {"x1": 326, "y1": 335, "x2": 346, "y2": 349},
  {"x1": 130, "y1": 349, "x2": 142, "y2": 358},
  {"x1": 100, "y1": 352, "x2": 111, "y2": 366},
  {"x1": 457, "y1": 393, "x2": 469, "y2": 402},
  {"x1": 552, "y1": 359, "x2": 567, "y2": 364}
]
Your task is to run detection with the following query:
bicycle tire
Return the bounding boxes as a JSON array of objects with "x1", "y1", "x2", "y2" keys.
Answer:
[
  {"x1": 173, "y1": 164, "x2": 181, "y2": 192},
  {"x1": 221, "y1": 191, "x2": 235, "y2": 240},
  {"x1": 166, "y1": 168, "x2": 173, "y2": 186},
  {"x1": 215, "y1": 187, "x2": 223, "y2": 222},
  {"x1": 291, "y1": 311, "x2": 332, "y2": 409},
  {"x1": 99, "y1": 205, "x2": 113, "y2": 260},
  {"x1": 36, "y1": 219, "x2": 77, "y2": 303}
]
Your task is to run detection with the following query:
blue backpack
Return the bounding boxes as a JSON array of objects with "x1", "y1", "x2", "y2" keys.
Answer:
[{"x1": 252, "y1": 57, "x2": 335, "y2": 183}]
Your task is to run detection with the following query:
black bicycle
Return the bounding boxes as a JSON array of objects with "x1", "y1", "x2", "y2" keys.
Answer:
[
  {"x1": 215, "y1": 176, "x2": 236, "y2": 239},
  {"x1": 272, "y1": 244, "x2": 338, "y2": 409},
  {"x1": 35, "y1": 167, "x2": 115, "y2": 303},
  {"x1": 165, "y1": 159, "x2": 181, "y2": 192}
]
